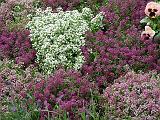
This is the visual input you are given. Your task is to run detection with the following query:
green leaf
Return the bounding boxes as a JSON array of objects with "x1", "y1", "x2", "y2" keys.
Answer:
[
  {"x1": 155, "y1": 32, "x2": 160, "y2": 37},
  {"x1": 63, "y1": 112, "x2": 68, "y2": 120},
  {"x1": 140, "y1": 17, "x2": 150, "y2": 24},
  {"x1": 152, "y1": 23, "x2": 157, "y2": 30},
  {"x1": 81, "y1": 112, "x2": 86, "y2": 120}
]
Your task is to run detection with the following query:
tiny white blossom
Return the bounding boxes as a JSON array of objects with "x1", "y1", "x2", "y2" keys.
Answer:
[{"x1": 26, "y1": 7, "x2": 103, "y2": 75}]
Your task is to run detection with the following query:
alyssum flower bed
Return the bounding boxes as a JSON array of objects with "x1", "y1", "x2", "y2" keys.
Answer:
[{"x1": 0, "y1": 0, "x2": 159, "y2": 120}]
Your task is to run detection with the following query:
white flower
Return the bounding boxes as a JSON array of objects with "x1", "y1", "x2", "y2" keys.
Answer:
[{"x1": 26, "y1": 7, "x2": 103, "y2": 75}]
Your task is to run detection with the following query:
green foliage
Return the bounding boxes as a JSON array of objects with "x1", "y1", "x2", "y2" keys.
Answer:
[
  {"x1": 140, "y1": 16, "x2": 160, "y2": 33},
  {"x1": 0, "y1": 99, "x2": 40, "y2": 120}
]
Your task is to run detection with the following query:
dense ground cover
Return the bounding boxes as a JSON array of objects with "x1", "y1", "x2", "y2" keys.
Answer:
[{"x1": 0, "y1": 0, "x2": 160, "y2": 120}]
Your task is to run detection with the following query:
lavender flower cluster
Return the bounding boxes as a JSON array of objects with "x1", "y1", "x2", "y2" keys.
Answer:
[
  {"x1": 0, "y1": 0, "x2": 160, "y2": 119},
  {"x1": 43, "y1": 0, "x2": 105, "y2": 11},
  {"x1": 22, "y1": 69, "x2": 95, "y2": 119},
  {"x1": 43, "y1": 0, "x2": 80, "y2": 11},
  {"x1": 104, "y1": 71, "x2": 160, "y2": 119},
  {"x1": 81, "y1": 0, "x2": 160, "y2": 89},
  {"x1": 43, "y1": 0, "x2": 105, "y2": 12},
  {"x1": 0, "y1": 0, "x2": 38, "y2": 31},
  {"x1": 0, "y1": 59, "x2": 40, "y2": 112},
  {"x1": 100, "y1": 0, "x2": 149, "y2": 30},
  {"x1": 0, "y1": 30, "x2": 36, "y2": 67}
]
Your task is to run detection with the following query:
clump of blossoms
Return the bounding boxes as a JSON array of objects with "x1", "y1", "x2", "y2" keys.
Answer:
[
  {"x1": 0, "y1": 0, "x2": 41, "y2": 31},
  {"x1": 0, "y1": 59, "x2": 41, "y2": 112},
  {"x1": 21, "y1": 69, "x2": 96, "y2": 119},
  {"x1": 42, "y1": 0, "x2": 106, "y2": 13},
  {"x1": 0, "y1": 29, "x2": 36, "y2": 67},
  {"x1": 0, "y1": 1, "x2": 12, "y2": 30},
  {"x1": 43, "y1": 0, "x2": 80, "y2": 11},
  {"x1": 81, "y1": 0, "x2": 159, "y2": 90},
  {"x1": 26, "y1": 7, "x2": 103, "y2": 74},
  {"x1": 99, "y1": 0, "x2": 150, "y2": 31},
  {"x1": 104, "y1": 71, "x2": 160, "y2": 120}
]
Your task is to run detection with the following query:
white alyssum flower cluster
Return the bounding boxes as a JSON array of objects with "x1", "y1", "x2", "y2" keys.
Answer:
[{"x1": 26, "y1": 7, "x2": 103, "y2": 75}]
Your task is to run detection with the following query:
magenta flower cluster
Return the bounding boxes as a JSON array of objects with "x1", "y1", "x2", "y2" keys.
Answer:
[
  {"x1": 43, "y1": 0, "x2": 80, "y2": 11},
  {"x1": 81, "y1": 0, "x2": 159, "y2": 89},
  {"x1": 0, "y1": 0, "x2": 160, "y2": 119},
  {"x1": 0, "y1": 30, "x2": 36, "y2": 67},
  {"x1": 23, "y1": 69, "x2": 95, "y2": 119},
  {"x1": 43, "y1": 0, "x2": 104, "y2": 12},
  {"x1": 104, "y1": 71, "x2": 160, "y2": 119}
]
